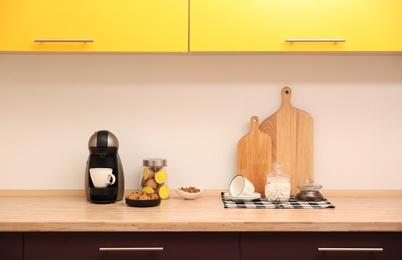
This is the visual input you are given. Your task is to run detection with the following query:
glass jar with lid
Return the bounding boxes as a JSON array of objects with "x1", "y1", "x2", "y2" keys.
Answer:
[
  {"x1": 295, "y1": 179, "x2": 324, "y2": 201},
  {"x1": 140, "y1": 158, "x2": 169, "y2": 199},
  {"x1": 265, "y1": 163, "x2": 291, "y2": 202}
]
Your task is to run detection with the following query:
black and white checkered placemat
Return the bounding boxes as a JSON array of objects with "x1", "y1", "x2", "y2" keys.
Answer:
[{"x1": 222, "y1": 192, "x2": 335, "y2": 209}]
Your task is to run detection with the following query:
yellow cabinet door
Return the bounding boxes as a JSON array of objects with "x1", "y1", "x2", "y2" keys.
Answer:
[
  {"x1": 0, "y1": 0, "x2": 188, "y2": 52},
  {"x1": 190, "y1": 0, "x2": 402, "y2": 52}
]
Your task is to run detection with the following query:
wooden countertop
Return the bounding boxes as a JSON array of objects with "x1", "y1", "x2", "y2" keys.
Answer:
[{"x1": 1, "y1": 190, "x2": 401, "y2": 232}]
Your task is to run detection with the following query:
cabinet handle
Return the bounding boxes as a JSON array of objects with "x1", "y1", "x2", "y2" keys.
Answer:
[
  {"x1": 285, "y1": 38, "x2": 346, "y2": 42},
  {"x1": 318, "y1": 248, "x2": 383, "y2": 252},
  {"x1": 99, "y1": 247, "x2": 164, "y2": 252},
  {"x1": 34, "y1": 39, "x2": 94, "y2": 43}
]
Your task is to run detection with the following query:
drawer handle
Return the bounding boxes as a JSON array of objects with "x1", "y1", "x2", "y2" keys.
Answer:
[
  {"x1": 34, "y1": 39, "x2": 94, "y2": 43},
  {"x1": 286, "y1": 38, "x2": 346, "y2": 42},
  {"x1": 99, "y1": 247, "x2": 164, "y2": 252},
  {"x1": 318, "y1": 248, "x2": 383, "y2": 252}
]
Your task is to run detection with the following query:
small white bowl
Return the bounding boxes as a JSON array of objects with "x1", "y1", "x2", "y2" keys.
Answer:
[{"x1": 175, "y1": 186, "x2": 204, "y2": 200}]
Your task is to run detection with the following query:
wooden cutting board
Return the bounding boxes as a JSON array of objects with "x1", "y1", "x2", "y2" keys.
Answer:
[
  {"x1": 237, "y1": 116, "x2": 272, "y2": 195},
  {"x1": 259, "y1": 87, "x2": 314, "y2": 196}
]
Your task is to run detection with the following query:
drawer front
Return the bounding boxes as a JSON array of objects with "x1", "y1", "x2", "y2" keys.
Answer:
[
  {"x1": 241, "y1": 232, "x2": 402, "y2": 260},
  {"x1": 25, "y1": 232, "x2": 239, "y2": 260},
  {"x1": 0, "y1": 233, "x2": 23, "y2": 260}
]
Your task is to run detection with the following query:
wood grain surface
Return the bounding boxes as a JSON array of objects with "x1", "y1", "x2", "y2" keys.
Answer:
[
  {"x1": 260, "y1": 87, "x2": 314, "y2": 196},
  {"x1": 237, "y1": 116, "x2": 272, "y2": 195},
  {"x1": 1, "y1": 190, "x2": 402, "y2": 232}
]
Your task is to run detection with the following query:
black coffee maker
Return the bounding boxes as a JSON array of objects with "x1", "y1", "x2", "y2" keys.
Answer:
[{"x1": 85, "y1": 130, "x2": 125, "y2": 204}]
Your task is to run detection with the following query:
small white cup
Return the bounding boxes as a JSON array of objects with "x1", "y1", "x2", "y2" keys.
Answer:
[
  {"x1": 229, "y1": 175, "x2": 255, "y2": 197},
  {"x1": 89, "y1": 168, "x2": 116, "y2": 188}
]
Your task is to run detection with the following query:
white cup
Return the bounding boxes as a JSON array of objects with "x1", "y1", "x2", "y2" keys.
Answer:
[
  {"x1": 89, "y1": 168, "x2": 116, "y2": 188},
  {"x1": 229, "y1": 175, "x2": 255, "y2": 197}
]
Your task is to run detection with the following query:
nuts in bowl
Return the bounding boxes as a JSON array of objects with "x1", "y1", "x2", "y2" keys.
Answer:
[{"x1": 175, "y1": 186, "x2": 204, "y2": 200}]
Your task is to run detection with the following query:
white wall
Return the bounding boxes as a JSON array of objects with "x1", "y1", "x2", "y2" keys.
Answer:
[{"x1": 1, "y1": 53, "x2": 401, "y2": 190}]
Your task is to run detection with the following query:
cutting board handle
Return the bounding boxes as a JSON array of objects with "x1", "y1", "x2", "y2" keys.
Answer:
[
  {"x1": 281, "y1": 87, "x2": 292, "y2": 107},
  {"x1": 250, "y1": 116, "x2": 260, "y2": 131}
]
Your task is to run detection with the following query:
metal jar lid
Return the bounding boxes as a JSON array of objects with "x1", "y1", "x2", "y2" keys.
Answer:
[{"x1": 143, "y1": 158, "x2": 167, "y2": 167}]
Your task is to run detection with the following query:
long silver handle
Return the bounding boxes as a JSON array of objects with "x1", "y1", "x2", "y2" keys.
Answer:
[
  {"x1": 99, "y1": 247, "x2": 164, "y2": 252},
  {"x1": 318, "y1": 248, "x2": 383, "y2": 252},
  {"x1": 34, "y1": 39, "x2": 94, "y2": 43},
  {"x1": 286, "y1": 38, "x2": 346, "y2": 42}
]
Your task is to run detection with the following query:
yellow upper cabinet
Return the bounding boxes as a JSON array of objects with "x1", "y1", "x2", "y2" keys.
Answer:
[
  {"x1": 190, "y1": 0, "x2": 402, "y2": 52},
  {"x1": 0, "y1": 0, "x2": 188, "y2": 52}
]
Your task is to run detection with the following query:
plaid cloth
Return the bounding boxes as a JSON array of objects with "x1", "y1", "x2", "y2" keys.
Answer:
[{"x1": 222, "y1": 192, "x2": 335, "y2": 209}]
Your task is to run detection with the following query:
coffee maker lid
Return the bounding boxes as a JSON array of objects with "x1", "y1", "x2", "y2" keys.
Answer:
[
  {"x1": 97, "y1": 130, "x2": 108, "y2": 147},
  {"x1": 88, "y1": 130, "x2": 119, "y2": 148}
]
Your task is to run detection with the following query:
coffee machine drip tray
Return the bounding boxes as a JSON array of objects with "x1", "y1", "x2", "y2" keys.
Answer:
[{"x1": 89, "y1": 187, "x2": 118, "y2": 204}]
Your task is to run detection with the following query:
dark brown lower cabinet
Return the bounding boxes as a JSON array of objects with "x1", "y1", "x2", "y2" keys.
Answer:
[
  {"x1": 3, "y1": 232, "x2": 402, "y2": 260},
  {"x1": 241, "y1": 232, "x2": 402, "y2": 260},
  {"x1": 24, "y1": 232, "x2": 239, "y2": 260},
  {"x1": 0, "y1": 233, "x2": 23, "y2": 260}
]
